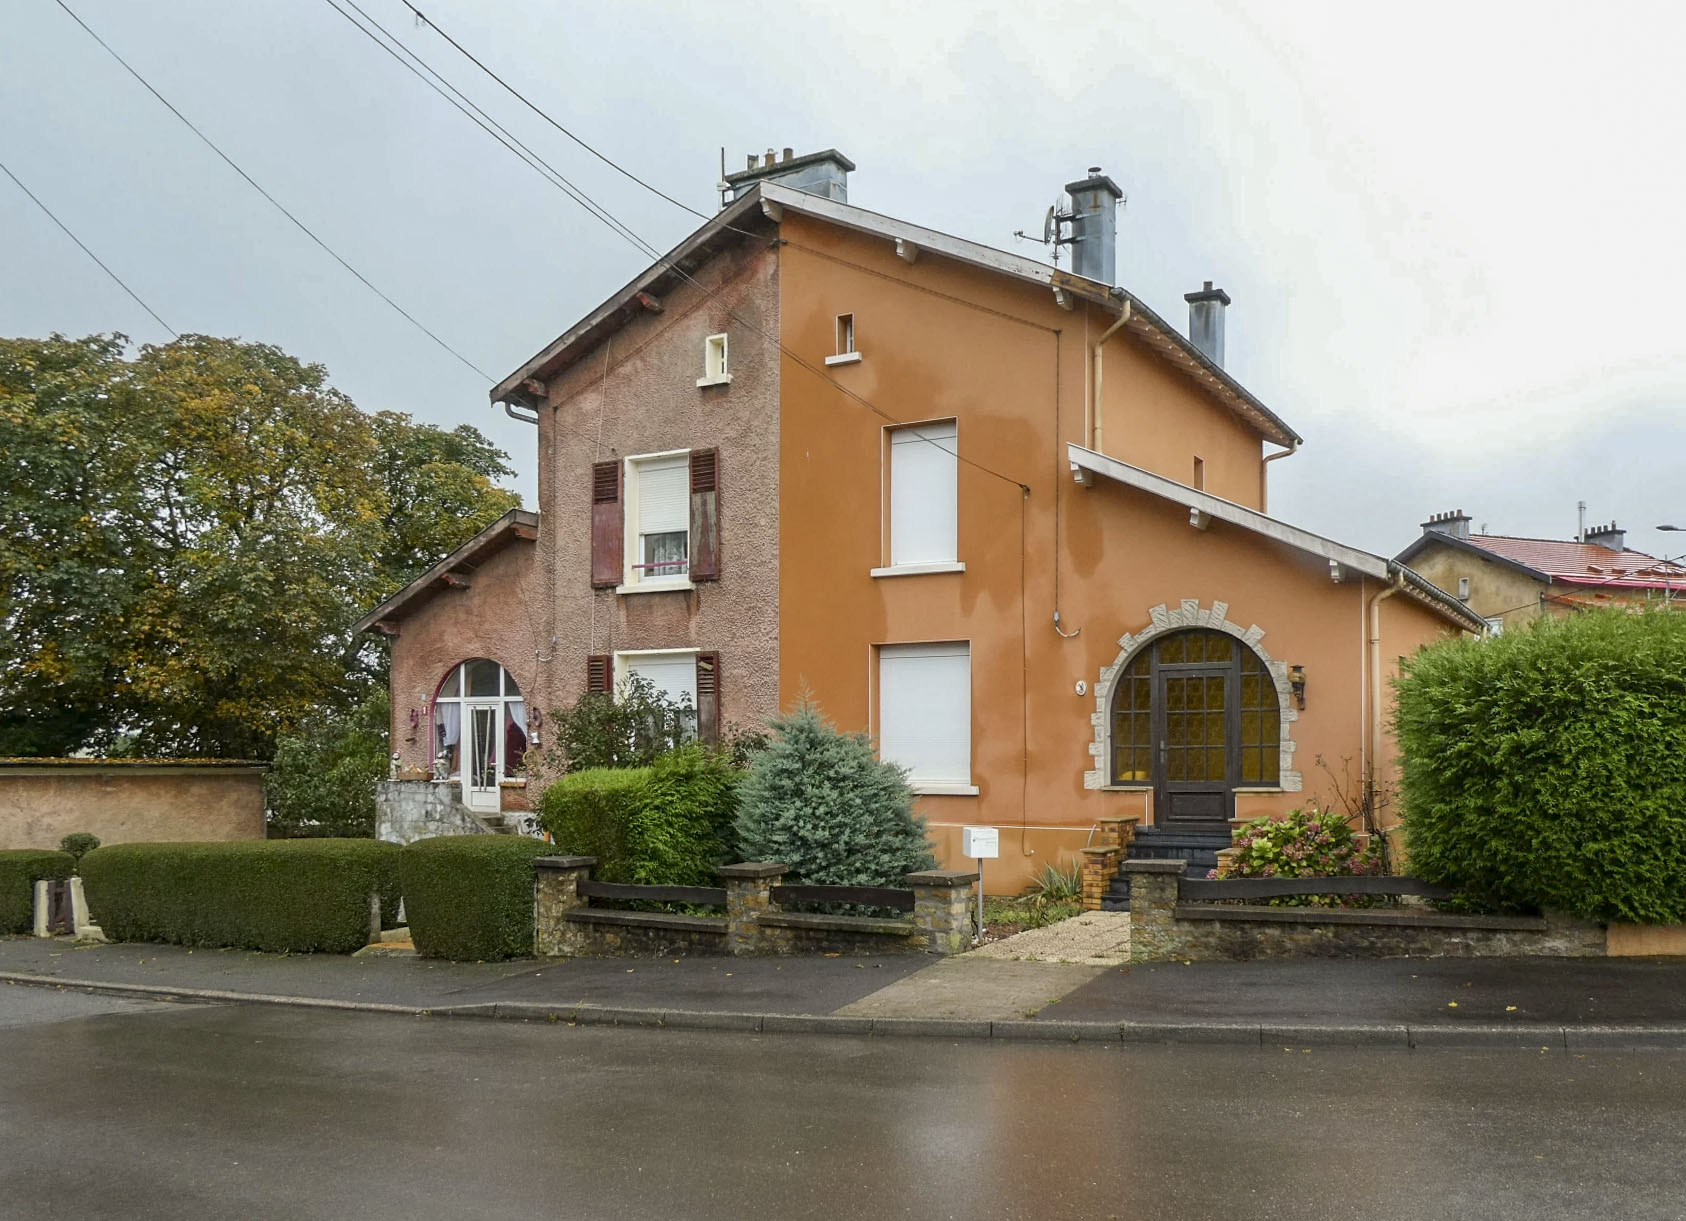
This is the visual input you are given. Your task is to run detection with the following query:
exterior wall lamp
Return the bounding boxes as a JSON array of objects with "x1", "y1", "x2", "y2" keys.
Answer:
[{"x1": 1288, "y1": 665, "x2": 1306, "y2": 710}]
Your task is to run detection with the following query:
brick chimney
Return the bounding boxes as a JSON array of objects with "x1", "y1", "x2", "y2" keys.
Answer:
[
  {"x1": 1585, "y1": 521, "x2": 1626, "y2": 551},
  {"x1": 1422, "y1": 509, "x2": 1472, "y2": 541}
]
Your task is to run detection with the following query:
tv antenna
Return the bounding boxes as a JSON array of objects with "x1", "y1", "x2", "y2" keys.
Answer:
[{"x1": 1014, "y1": 196, "x2": 1076, "y2": 267}]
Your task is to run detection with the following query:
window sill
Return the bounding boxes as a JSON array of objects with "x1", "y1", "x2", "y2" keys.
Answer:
[
  {"x1": 869, "y1": 561, "x2": 966, "y2": 579},
  {"x1": 910, "y1": 782, "x2": 980, "y2": 797},
  {"x1": 695, "y1": 374, "x2": 733, "y2": 388},
  {"x1": 1101, "y1": 784, "x2": 1153, "y2": 792},
  {"x1": 823, "y1": 351, "x2": 863, "y2": 367},
  {"x1": 499, "y1": 779, "x2": 527, "y2": 789},
  {"x1": 615, "y1": 579, "x2": 695, "y2": 595}
]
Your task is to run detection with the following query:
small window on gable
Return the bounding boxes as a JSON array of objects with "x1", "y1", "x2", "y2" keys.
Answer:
[
  {"x1": 1193, "y1": 456, "x2": 1205, "y2": 490},
  {"x1": 1457, "y1": 577, "x2": 1471, "y2": 600},
  {"x1": 698, "y1": 333, "x2": 730, "y2": 386},
  {"x1": 825, "y1": 314, "x2": 862, "y2": 366}
]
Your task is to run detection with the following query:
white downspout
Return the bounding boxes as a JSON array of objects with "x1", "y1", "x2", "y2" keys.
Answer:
[
  {"x1": 1090, "y1": 300, "x2": 1131, "y2": 453},
  {"x1": 1367, "y1": 569, "x2": 1408, "y2": 804},
  {"x1": 1260, "y1": 440, "x2": 1298, "y2": 513}
]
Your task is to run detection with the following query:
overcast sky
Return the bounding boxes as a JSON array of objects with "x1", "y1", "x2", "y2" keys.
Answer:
[{"x1": 4, "y1": 0, "x2": 1683, "y2": 558}]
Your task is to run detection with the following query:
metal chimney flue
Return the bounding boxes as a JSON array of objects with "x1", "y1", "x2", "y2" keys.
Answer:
[
  {"x1": 1185, "y1": 281, "x2": 1230, "y2": 367},
  {"x1": 1064, "y1": 167, "x2": 1123, "y2": 285}
]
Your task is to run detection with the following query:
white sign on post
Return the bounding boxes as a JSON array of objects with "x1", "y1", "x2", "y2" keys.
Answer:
[{"x1": 961, "y1": 826, "x2": 998, "y2": 945}]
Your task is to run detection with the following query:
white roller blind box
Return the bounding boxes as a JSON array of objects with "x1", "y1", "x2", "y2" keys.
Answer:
[
  {"x1": 878, "y1": 641, "x2": 971, "y2": 788},
  {"x1": 621, "y1": 652, "x2": 698, "y2": 711},
  {"x1": 636, "y1": 455, "x2": 690, "y2": 536},
  {"x1": 889, "y1": 421, "x2": 957, "y2": 566}
]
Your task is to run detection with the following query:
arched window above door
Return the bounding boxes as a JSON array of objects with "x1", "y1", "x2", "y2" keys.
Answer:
[{"x1": 431, "y1": 659, "x2": 527, "y2": 783}]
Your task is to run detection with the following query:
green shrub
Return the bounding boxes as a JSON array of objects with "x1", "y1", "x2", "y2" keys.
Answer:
[
  {"x1": 536, "y1": 674, "x2": 694, "y2": 773},
  {"x1": 1214, "y1": 808, "x2": 1382, "y2": 907},
  {"x1": 539, "y1": 766, "x2": 652, "y2": 882},
  {"x1": 400, "y1": 835, "x2": 552, "y2": 960},
  {"x1": 59, "y1": 832, "x2": 102, "y2": 863},
  {"x1": 538, "y1": 744, "x2": 740, "y2": 886},
  {"x1": 0, "y1": 849, "x2": 75, "y2": 933},
  {"x1": 1396, "y1": 609, "x2": 1686, "y2": 924},
  {"x1": 265, "y1": 689, "x2": 389, "y2": 838},
  {"x1": 80, "y1": 839, "x2": 400, "y2": 952},
  {"x1": 734, "y1": 701, "x2": 936, "y2": 886}
]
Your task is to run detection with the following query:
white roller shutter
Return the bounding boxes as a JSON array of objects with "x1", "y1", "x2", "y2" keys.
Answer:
[
  {"x1": 636, "y1": 455, "x2": 690, "y2": 537},
  {"x1": 889, "y1": 421, "x2": 957, "y2": 566},
  {"x1": 621, "y1": 651, "x2": 698, "y2": 710},
  {"x1": 878, "y1": 641, "x2": 971, "y2": 785}
]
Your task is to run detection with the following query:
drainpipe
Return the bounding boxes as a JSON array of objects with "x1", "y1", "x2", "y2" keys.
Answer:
[
  {"x1": 1366, "y1": 568, "x2": 1407, "y2": 804},
  {"x1": 1090, "y1": 299, "x2": 1132, "y2": 453},
  {"x1": 1259, "y1": 440, "x2": 1298, "y2": 513},
  {"x1": 503, "y1": 399, "x2": 539, "y2": 425}
]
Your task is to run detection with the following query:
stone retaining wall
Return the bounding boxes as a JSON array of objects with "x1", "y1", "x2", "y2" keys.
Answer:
[
  {"x1": 375, "y1": 780, "x2": 490, "y2": 845},
  {"x1": 1123, "y1": 859, "x2": 1607, "y2": 962},
  {"x1": 534, "y1": 858, "x2": 977, "y2": 958}
]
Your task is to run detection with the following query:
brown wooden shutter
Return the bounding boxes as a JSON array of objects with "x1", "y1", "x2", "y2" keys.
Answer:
[
  {"x1": 689, "y1": 447, "x2": 720, "y2": 581},
  {"x1": 585, "y1": 655, "x2": 612, "y2": 695},
  {"x1": 695, "y1": 651, "x2": 720, "y2": 744},
  {"x1": 590, "y1": 460, "x2": 622, "y2": 588}
]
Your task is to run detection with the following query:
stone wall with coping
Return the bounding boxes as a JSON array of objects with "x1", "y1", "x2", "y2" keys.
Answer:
[
  {"x1": 0, "y1": 762, "x2": 265, "y2": 850},
  {"x1": 1123, "y1": 859, "x2": 1607, "y2": 962}
]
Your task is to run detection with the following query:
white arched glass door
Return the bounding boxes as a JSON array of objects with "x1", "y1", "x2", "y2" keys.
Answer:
[{"x1": 432, "y1": 660, "x2": 527, "y2": 814}]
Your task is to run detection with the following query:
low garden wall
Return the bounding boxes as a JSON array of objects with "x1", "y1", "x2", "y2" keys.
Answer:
[
  {"x1": 1123, "y1": 860, "x2": 1608, "y2": 962},
  {"x1": 535, "y1": 857, "x2": 976, "y2": 958},
  {"x1": 0, "y1": 760, "x2": 265, "y2": 850}
]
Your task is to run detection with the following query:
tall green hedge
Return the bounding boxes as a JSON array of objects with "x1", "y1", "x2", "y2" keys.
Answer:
[
  {"x1": 1396, "y1": 609, "x2": 1686, "y2": 924},
  {"x1": 400, "y1": 835, "x2": 552, "y2": 961},
  {"x1": 538, "y1": 745, "x2": 740, "y2": 885},
  {"x1": 80, "y1": 839, "x2": 401, "y2": 952},
  {"x1": 0, "y1": 849, "x2": 75, "y2": 934}
]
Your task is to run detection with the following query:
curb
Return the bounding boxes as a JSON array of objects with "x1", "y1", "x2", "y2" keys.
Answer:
[{"x1": 6, "y1": 972, "x2": 1686, "y2": 1050}]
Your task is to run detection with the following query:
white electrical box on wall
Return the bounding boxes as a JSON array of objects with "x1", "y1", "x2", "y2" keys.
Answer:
[{"x1": 961, "y1": 826, "x2": 999, "y2": 859}]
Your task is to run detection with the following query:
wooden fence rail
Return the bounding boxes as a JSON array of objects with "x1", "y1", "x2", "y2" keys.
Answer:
[
  {"x1": 577, "y1": 881, "x2": 728, "y2": 906},
  {"x1": 770, "y1": 884, "x2": 917, "y2": 912},
  {"x1": 1179, "y1": 876, "x2": 1453, "y2": 902}
]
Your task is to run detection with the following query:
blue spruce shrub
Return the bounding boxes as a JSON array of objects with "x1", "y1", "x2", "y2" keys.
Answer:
[{"x1": 734, "y1": 701, "x2": 936, "y2": 885}]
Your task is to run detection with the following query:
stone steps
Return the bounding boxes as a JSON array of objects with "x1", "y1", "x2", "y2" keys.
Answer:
[{"x1": 1101, "y1": 828, "x2": 1231, "y2": 912}]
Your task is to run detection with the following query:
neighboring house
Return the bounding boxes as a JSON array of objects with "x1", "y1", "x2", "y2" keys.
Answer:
[
  {"x1": 1396, "y1": 512, "x2": 1686, "y2": 634},
  {"x1": 356, "y1": 148, "x2": 1484, "y2": 889}
]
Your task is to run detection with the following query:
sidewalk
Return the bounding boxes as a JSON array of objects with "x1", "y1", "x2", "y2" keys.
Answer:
[{"x1": 5, "y1": 934, "x2": 1686, "y2": 1048}]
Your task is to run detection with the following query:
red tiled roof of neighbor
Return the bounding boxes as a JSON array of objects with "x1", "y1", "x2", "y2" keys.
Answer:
[{"x1": 1468, "y1": 535, "x2": 1686, "y2": 587}]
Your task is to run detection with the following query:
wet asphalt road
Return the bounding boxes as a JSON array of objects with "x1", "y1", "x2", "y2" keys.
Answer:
[{"x1": 4, "y1": 986, "x2": 1685, "y2": 1220}]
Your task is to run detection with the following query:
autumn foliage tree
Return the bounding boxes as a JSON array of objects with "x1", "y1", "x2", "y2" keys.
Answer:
[{"x1": 0, "y1": 333, "x2": 520, "y2": 759}]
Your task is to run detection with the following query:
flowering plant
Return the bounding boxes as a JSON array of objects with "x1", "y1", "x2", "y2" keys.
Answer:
[{"x1": 1211, "y1": 807, "x2": 1383, "y2": 907}]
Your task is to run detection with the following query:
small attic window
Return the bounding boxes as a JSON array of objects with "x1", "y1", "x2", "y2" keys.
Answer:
[
  {"x1": 698, "y1": 333, "x2": 731, "y2": 387},
  {"x1": 1457, "y1": 577, "x2": 1471, "y2": 600},
  {"x1": 825, "y1": 313, "x2": 862, "y2": 366}
]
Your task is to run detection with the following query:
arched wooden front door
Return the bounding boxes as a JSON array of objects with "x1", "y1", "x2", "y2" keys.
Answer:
[{"x1": 1111, "y1": 629, "x2": 1281, "y2": 835}]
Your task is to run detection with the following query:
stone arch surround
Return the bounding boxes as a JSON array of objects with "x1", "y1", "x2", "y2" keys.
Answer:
[{"x1": 1083, "y1": 599, "x2": 1302, "y2": 794}]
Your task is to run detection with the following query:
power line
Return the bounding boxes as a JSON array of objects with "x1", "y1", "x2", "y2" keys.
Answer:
[
  {"x1": 0, "y1": 155, "x2": 176, "y2": 337},
  {"x1": 332, "y1": 1, "x2": 1030, "y2": 492},
  {"x1": 51, "y1": 0, "x2": 493, "y2": 382}
]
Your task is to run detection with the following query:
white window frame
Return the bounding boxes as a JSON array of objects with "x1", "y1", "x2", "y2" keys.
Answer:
[
  {"x1": 1483, "y1": 616, "x2": 1504, "y2": 637},
  {"x1": 429, "y1": 660, "x2": 530, "y2": 810},
  {"x1": 614, "y1": 648, "x2": 701, "y2": 737},
  {"x1": 618, "y1": 449, "x2": 694, "y2": 594},
  {"x1": 1457, "y1": 576, "x2": 1471, "y2": 600},
  {"x1": 874, "y1": 419, "x2": 964, "y2": 578},
  {"x1": 697, "y1": 333, "x2": 731, "y2": 387},
  {"x1": 876, "y1": 640, "x2": 977, "y2": 795},
  {"x1": 825, "y1": 313, "x2": 862, "y2": 366}
]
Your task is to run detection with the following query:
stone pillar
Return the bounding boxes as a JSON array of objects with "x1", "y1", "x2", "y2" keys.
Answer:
[
  {"x1": 1079, "y1": 846, "x2": 1120, "y2": 911},
  {"x1": 533, "y1": 855, "x2": 596, "y2": 957},
  {"x1": 718, "y1": 862, "x2": 787, "y2": 957},
  {"x1": 906, "y1": 869, "x2": 979, "y2": 955},
  {"x1": 32, "y1": 880, "x2": 50, "y2": 938},
  {"x1": 1123, "y1": 858, "x2": 1186, "y2": 962}
]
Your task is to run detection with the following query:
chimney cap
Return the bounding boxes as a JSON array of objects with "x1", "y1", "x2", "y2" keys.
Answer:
[
  {"x1": 723, "y1": 147, "x2": 857, "y2": 186},
  {"x1": 1065, "y1": 168, "x2": 1123, "y2": 200},
  {"x1": 1185, "y1": 281, "x2": 1231, "y2": 306}
]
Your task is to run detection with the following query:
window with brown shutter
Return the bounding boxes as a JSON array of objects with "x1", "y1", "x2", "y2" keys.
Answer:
[
  {"x1": 590, "y1": 461, "x2": 622, "y2": 588},
  {"x1": 585, "y1": 655, "x2": 612, "y2": 695},
  {"x1": 689, "y1": 448, "x2": 720, "y2": 581},
  {"x1": 695, "y1": 651, "x2": 720, "y2": 743}
]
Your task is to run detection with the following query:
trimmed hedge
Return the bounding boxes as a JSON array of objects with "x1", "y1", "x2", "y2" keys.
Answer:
[
  {"x1": 400, "y1": 835, "x2": 553, "y2": 961},
  {"x1": 1397, "y1": 609, "x2": 1686, "y2": 924},
  {"x1": 1, "y1": 849, "x2": 75, "y2": 934},
  {"x1": 80, "y1": 839, "x2": 401, "y2": 953},
  {"x1": 538, "y1": 744, "x2": 740, "y2": 886}
]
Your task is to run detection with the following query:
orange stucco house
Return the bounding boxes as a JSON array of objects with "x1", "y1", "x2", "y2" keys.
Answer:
[{"x1": 358, "y1": 148, "x2": 1483, "y2": 891}]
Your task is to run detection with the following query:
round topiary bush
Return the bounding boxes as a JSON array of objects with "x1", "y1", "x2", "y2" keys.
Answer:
[{"x1": 1395, "y1": 608, "x2": 1686, "y2": 924}]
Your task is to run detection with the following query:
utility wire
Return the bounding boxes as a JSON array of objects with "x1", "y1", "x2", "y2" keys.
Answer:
[
  {"x1": 52, "y1": 0, "x2": 493, "y2": 381},
  {"x1": 0, "y1": 155, "x2": 176, "y2": 337},
  {"x1": 333, "y1": 0, "x2": 1030, "y2": 492}
]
